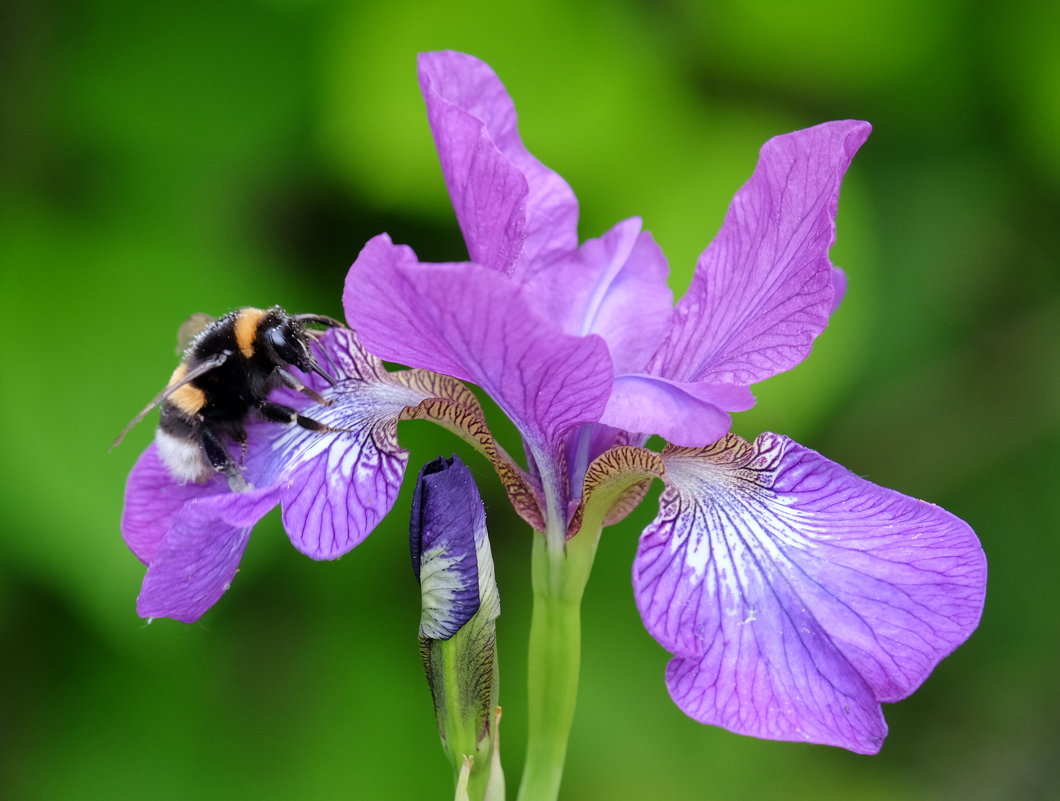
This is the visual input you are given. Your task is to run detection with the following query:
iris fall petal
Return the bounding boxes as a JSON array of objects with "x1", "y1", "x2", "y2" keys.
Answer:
[
  {"x1": 123, "y1": 329, "x2": 438, "y2": 620},
  {"x1": 122, "y1": 444, "x2": 227, "y2": 564},
  {"x1": 137, "y1": 486, "x2": 280, "y2": 623},
  {"x1": 633, "y1": 433, "x2": 986, "y2": 752}
]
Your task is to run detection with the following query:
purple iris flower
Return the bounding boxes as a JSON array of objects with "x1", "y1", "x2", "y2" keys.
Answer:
[
  {"x1": 342, "y1": 51, "x2": 986, "y2": 753},
  {"x1": 120, "y1": 50, "x2": 986, "y2": 755}
]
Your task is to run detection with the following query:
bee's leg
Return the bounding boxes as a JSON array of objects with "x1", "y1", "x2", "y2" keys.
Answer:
[
  {"x1": 274, "y1": 367, "x2": 330, "y2": 406},
  {"x1": 234, "y1": 428, "x2": 249, "y2": 466},
  {"x1": 292, "y1": 313, "x2": 344, "y2": 330},
  {"x1": 200, "y1": 427, "x2": 249, "y2": 492},
  {"x1": 257, "y1": 400, "x2": 350, "y2": 434}
]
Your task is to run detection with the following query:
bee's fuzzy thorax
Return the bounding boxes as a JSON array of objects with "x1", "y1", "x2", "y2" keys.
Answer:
[{"x1": 233, "y1": 307, "x2": 268, "y2": 359}]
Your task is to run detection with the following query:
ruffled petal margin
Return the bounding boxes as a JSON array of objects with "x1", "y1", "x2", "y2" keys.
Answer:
[{"x1": 633, "y1": 433, "x2": 986, "y2": 753}]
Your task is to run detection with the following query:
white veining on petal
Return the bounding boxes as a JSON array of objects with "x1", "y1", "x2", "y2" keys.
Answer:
[
  {"x1": 633, "y1": 433, "x2": 985, "y2": 753},
  {"x1": 253, "y1": 373, "x2": 428, "y2": 560}
]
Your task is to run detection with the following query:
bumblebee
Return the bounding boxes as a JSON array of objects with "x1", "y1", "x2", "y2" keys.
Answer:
[{"x1": 114, "y1": 306, "x2": 345, "y2": 492}]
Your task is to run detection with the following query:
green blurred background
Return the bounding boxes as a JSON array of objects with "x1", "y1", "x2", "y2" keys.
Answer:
[{"x1": 2, "y1": 0, "x2": 1057, "y2": 798}]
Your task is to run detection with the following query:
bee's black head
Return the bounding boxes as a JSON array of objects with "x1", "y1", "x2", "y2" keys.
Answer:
[
  {"x1": 264, "y1": 318, "x2": 311, "y2": 367},
  {"x1": 261, "y1": 310, "x2": 338, "y2": 386}
]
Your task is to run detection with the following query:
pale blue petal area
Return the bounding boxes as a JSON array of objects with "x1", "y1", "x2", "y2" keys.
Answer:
[
  {"x1": 121, "y1": 443, "x2": 227, "y2": 564},
  {"x1": 522, "y1": 218, "x2": 673, "y2": 375},
  {"x1": 633, "y1": 433, "x2": 986, "y2": 753},
  {"x1": 599, "y1": 374, "x2": 755, "y2": 447},
  {"x1": 136, "y1": 486, "x2": 281, "y2": 623},
  {"x1": 344, "y1": 234, "x2": 614, "y2": 453},
  {"x1": 419, "y1": 51, "x2": 579, "y2": 277},
  {"x1": 654, "y1": 121, "x2": 871, "y2": 386}
]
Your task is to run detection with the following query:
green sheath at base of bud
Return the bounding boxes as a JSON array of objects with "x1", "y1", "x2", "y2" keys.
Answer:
[{"x1": 421, "y1": 615, "x2": 501, "y2": 800}]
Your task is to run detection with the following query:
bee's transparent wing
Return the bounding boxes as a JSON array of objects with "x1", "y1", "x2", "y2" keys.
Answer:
[
  {"x1": 111, "y1": 350, "x2": 230, "y2": 448},
  {"x1": 176, "y1": 312, "x2": 217, "y2": 354}
]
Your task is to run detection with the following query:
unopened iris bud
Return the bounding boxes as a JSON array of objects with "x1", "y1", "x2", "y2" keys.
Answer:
[{"x1": 411, "y1": 456, "x2": 502, "y2": 800}]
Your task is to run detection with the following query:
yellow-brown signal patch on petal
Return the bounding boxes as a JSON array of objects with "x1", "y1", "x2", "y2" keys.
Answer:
[
  {"x1": 234, "y1": 307, "x2": 267, "y2": 358},
  {"x1": 567, "y1": 446, "x2": 665, "y2": 538},
  {"x1": 662, "y1": 434, "x2": 756, "y2": 469},
  {"x1": 393, "y1": 369, "x2": 545, "y2": 531}
]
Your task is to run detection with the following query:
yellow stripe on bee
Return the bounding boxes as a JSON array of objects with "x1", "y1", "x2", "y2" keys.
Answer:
[
  {"x1": 234, "y1": 307, "x2": 267, "y2": 358},
  {"x1": 166, "y1": 363, "x2": 206, "y2": 414}
]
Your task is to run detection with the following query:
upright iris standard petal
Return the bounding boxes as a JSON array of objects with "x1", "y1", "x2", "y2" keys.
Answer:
[
  {"x1": 522, "y1": 218, "x2": 673, "y2": 375},
  {"x1": 344, "y1": 234, "x2": 614, "y2": 454},
  {"x1": 654, "y1": 121, "x2": 871, "y2": 386},
  {"x1": 633, "y1": 433, "x2": 986, "y2": 753},
  {"x1": 419, "y1": 50, "x2": 579, "y2": 277}
]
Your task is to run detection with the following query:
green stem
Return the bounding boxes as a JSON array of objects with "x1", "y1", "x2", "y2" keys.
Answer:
[{"x1": 516, "y1": 523, "x2": 600, "y2": 801}]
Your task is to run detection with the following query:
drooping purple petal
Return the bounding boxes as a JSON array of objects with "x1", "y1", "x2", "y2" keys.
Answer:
[
  {"x1": 410, "y1": 456, "x2": 486, "y2": 640},
  {"x1": 522, "y1": 217, "x2": 673, "y2": 375},
  {"x1": 599, "y1": 374, "x2": 754, "y2": 446},
  {"x1": 419, "y1": 50, "x2": 579, "y2": 278},
  {"x1": 137, "y1": 486, "x2": 281, "y2": 623},
  {"x1": 344, "y1": 234, "x2": 614, "y2": 452},
  {"x1": 654, "y1": 121, "x2": 871, "y2": 386},
  {"x1": 633, "y1": 433, "x2": 986, "y2": 753},
  {"x1": 122, "y1": 443, "x2": 228, "y2": 564}
]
